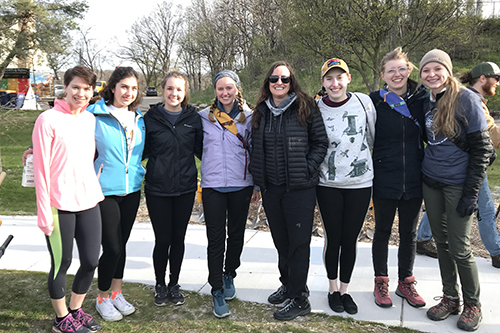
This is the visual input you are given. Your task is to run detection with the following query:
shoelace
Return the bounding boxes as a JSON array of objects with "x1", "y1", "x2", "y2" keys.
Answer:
[
  {"x1": 170, "y1": 285, "x2": 182, "y2": 297},
  {"x1": 223, "y1": 276, "x2": 233, "y2": 289},
  {"x1": 431, "y1": 295, "x2": 458, "y2": 312},
  {"x1": 461, "y1": 302, "x2": 479, "y2": 321},
  {"x1": 275, "y1": 286, "x2": 286, "y2": 296},
  {"x1": 74, "y1": 309, "x2": 93, "y2": 324},
  {"x1": 280, "y1": 299, "x2": 297, "y2": 313},
  {"x1": 156, "y1": 285, "x2": 167, "y2": 297},
  {"x1": 214, "y1": 292, "x2": 225, "y2": 306},
  {"x1": 59, "y1": 315, "x2": 82, "y2": 331},
  {"x1": 376, "y1": 282, "x2": 389, "y2": 297},
  {"x1": 402, "y1": 280, "x2": 419, "y2": 297}
]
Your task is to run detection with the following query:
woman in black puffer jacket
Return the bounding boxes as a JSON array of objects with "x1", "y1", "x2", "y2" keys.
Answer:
[{"x1": 249, "y1": 61, "x2": 328, "y2": 321}]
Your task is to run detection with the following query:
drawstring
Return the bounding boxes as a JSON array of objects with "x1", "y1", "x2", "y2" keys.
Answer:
[{"x1": 237, "y1": 133, "x2": 247, "y2": 180}]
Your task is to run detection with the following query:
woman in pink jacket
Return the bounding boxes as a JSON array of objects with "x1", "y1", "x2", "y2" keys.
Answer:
[{"x1": 32, "y1": 65, "x2": 104, "y2": 333}]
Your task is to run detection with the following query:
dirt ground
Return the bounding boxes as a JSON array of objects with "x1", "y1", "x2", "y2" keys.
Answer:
[{"x1": 136, "y1": 195, "x2": 496, "y2": 259}]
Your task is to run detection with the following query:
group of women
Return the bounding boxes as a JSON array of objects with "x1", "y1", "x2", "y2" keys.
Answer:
[{"x1": 31, "y1": 47, "x2": 493, "y2": 332}]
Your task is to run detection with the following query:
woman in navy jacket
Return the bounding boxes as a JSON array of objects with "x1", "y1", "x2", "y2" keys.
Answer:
[{"x1": 369, "y1": 48, "x2": 428, "y2": 309}]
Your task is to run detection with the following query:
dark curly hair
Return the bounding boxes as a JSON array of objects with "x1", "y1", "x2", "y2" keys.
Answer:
[{"x1": 100, "y1": 67, "x2": 142, "y2": 111}]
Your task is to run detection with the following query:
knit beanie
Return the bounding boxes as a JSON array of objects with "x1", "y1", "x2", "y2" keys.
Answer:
[
  {"x1": 213, "y1": 70, "x2": 241, "y2": 89},
  {"x1": 419, "y1": 49, "x2": 453, "y2": 76}
]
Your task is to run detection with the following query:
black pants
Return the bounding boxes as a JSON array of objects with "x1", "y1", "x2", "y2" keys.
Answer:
[
  {"x1": 262, "y1": 184, "x2": 316, "y2": 301},
  {"x1": 97, "y1": 191, "x2": 140, "y2": 291},
  {"x1": 46, "y1": 205, "x2": 101, "y2": 299},
  {"x1": 316, "y1": 186, "x2": 371, "y2": 283},
  {"x1": 372, "y1": 196, "x2": 422, "y2": 280},
  {"x1": 147, "y1": 191, "x2": 195, "y2": 287},
  {"x1": 202, "y1": 186, "x2": 253, "y2": 292}
]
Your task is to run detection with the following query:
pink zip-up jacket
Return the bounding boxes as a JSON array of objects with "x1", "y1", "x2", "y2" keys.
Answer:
[{"x1": 32, "y1": 99, "x2": 104, "y2": 236}]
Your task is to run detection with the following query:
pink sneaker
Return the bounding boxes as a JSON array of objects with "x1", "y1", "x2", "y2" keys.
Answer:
[
  {"x1": 395, "y1": 276, "x2": 425, "y2": 308},
  {"x1": 374, "y1": 276, "x2": 392, "y2": 308}
]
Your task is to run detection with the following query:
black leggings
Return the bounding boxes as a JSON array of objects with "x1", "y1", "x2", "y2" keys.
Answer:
[
  {"x1": 97, "y1": 191, "x2": 140, "y2": 291},
  {"x1": 46, "y1": 205, "x2": 102, "y2": 299},
  {"x1": 146, "y1": 191, "x2": 195, "y2": 287},
  {"x1": 372, "y1": 196, "x2": 422, "y2": 280},
  {"x1": 202, "y1": 187, "x2": 253, "y2": 292},
  {"x1": 316, "y1": 186, "x2": 371, "y2": 283}
]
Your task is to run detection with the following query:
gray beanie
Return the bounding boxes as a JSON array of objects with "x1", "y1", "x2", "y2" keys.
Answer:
[
  {"x1": 213, "y1": 70, "x2": 241, "y2": 89},
  {"x1": 419, "y1": 49, "x2": 453, "y2": 76}
]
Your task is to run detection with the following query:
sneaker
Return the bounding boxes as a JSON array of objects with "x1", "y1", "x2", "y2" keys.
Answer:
[
  {"x1": 52, "y1": 314, "x2": 90, "y2": 333},
  {"x1": 110, "y1": 292, "x2": 135, "y2": 316},
  {"x1": 341, "y1": 293, "x2": 358, "y2": 315},
  {"x1": 71, "y1": 308, "x2": 102, "y2": 332},
  {"x1": 427, "y1": 294, "x2": 461, "y2": 321},
  {"x1": 491, "y1": 253, "x2": 500, "y2": 269},
  {"x1": 96, "y1": 296, "x2": 123, "y2": 322},
  {"x1": 417, "y1": 239, "x2": 438, "y2": 258},
  {"x1": 212, "y1": 289, "x2": 230, "y2": 318},
  {"x1": 273, "y1": 298, "x2": 311, "y2": 321},
  {"x1": 327, "y1": 291, "x2": 344, "y2": 313},
  {"x1": 457, "y1": 301, "x2": 482, "y2": 331},
  {"x1": 395, "y1": 276, "x2": 426, "y2": 308},
  {"x1": 154, "y1": 284, "x2": 168, "y2": 306},
  {"x1": 374, "y1": 276, "x2": 392, "y2": 308},
  {"x1": 268, "y1": 285, "x2": 289, "y2": 305},
  {"x1": 223, "y1": 274, "x2": 236, "y2": 300},
  {"x1": 168, "y1": 284, "x2": 185, "y2": 306}
]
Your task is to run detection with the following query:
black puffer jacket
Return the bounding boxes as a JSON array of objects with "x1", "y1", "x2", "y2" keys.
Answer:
[
  {"x1": 249, "y1": 100, "x2": 328, "y2": 191},
  {"x1": 143, "y1": 104, "x2": 203, "y2": 196},
  {"x1": 369, "y1": 79, "x2": 428, "y2": 200}
]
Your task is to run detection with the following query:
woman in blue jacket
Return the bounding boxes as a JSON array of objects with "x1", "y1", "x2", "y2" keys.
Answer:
[
  {"x1": 86, "y1": 67, "x2": 145, "y2": 322},
  {"x1": 198, "y1": 70, "x2": 256, "y2": 319},
  {"x1": 143, "y1": 71, "x2": 203, "y2": 308}
]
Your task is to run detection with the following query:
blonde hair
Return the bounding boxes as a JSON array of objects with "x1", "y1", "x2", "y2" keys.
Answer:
[
  {"x1": 380, "y1": 47, "x2": 416, "y2": 73},
  {"x1": 433, "y1": 76, "x2": 463, "y2": 139},
  {"x1": 208, "y1": 88, "x2": 247, "y2": 123}
]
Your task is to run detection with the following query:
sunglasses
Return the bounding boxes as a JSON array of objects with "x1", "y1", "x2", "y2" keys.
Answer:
[
  {"x1": 487, "y1": 75, "x2": 500, "y2": 82},
  {"x1": 269, "y1": 75, "x2": 291, "y2": 84}
]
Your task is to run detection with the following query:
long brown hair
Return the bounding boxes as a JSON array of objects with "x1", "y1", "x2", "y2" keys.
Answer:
[
  {"x1": 101, "y1": 67, "x2": 142, "y2": 111},
  {"x1": 433, "y1": 76, "x2": 463, "y2": 138},
  {"x1": 253, "y1": 61, "x2": 315, "y2": 129}
]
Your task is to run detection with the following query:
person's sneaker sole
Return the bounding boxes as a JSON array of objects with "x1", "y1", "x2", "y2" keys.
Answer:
[
  {"x1": 224, "y1": 292, "x2": 236, "y2": 301},
  {"x1": 213, "y1": 309, "x2": 230, "y2": 318},
  {"x1": 373, "y1": 292, "x2": 392, "y2": 308},
  {"x1": 95, "y1": 307, "x2": 123, "y2": 322},
  {"x1": 170, "y1": 299, "x2": 185, "y2": 306},
  {"x1": 273, "y1": 306, "x2": 311, "y2": 321},
  {"x1": 154, "y1": 300, "x2": 168, "y2": 307},
  {"x1": 395, "y1": 287, "x2": 425, "y2": 308},
  {"x1": 427, "y1": 308, "x2": 460, "y2": 321}
]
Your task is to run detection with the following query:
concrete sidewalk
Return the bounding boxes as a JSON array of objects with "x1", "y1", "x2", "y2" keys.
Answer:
[{"x1": 0, "y1": 215, "x2": 498, "y2": 332}]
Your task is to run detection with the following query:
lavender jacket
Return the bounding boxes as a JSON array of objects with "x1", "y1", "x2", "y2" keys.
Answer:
[{"x1": 199, "y1": 103, "x2": 254, "y2": 188}]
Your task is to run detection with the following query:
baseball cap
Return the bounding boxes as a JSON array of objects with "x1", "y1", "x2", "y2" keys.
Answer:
[
  {"x1": 471, "y1": 62, "x2": 500, "y2": 79},
  {"x1": 321, "y1": 58, "x2": 349, "y2": 78}
]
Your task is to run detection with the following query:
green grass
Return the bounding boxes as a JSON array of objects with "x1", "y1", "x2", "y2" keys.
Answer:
[
  {"x1": 0, "y1": 270, "x2": 419, "y2": 333},
  {"x1": 0, "y1": 109, "x2": 38, "y2": 215}
]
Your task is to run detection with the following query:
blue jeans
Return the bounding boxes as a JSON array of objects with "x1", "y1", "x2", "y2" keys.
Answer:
[{"x1": 417, "y1": 176, "x2": 500, "y2": 256}]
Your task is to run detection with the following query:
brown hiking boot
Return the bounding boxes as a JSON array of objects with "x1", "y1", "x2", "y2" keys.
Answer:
[
  {"x1": 427, "y1": 294, "x2": 461, "y2": 321},
  {"x1": 374, "y1": 276, "x2": 392, "y2": 308},
  {"x1": 491, "y1": 253, "x2": 500, "y2": 268},
  {"x1": 395, "y1": 276, "x2": 425, "y2": 308},
  {"x1": 457, "y1": 301, "x2": 482, "y2": 331},
  {"x1": 416, "y1": 239, "x2": 438, "y2": 258}
]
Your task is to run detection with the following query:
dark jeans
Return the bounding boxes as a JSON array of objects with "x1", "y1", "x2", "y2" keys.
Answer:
[
  {"x1": 317, "y1": 186, "x2": 371, "y2": 283},
  {"x1": 372, "y1": 196, "x2": 422, "y2": 280},
  {"x1": 147, "y1": 191, "x2": 195, "y2": 287},
  {"x1": 203, "y1": 186, "x2": 253, "y2": 292},
  {"x1": 46, "y1": 205, "x2": 101, "y2": 299},
  {"x1": 262, "y1": 184, "x2": 316, "y2": 301},
  {"x1": 98, "y1": 191, "x2": 140, "y2": 291}
]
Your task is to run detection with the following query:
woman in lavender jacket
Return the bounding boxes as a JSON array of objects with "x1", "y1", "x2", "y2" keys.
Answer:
[{"x1": 198, "y1": 70, "x2": 257, "y2": 318}]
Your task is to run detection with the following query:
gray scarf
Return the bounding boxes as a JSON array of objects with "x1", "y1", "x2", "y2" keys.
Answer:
[{"x1": 265, "y1": 92, "x2": 297, "y2": 116}]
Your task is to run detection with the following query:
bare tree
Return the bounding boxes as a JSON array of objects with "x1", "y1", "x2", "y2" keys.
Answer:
[
  {"x1": 118, "y1": 1, "x2": 181, "y2": 87},
  {"x1": 74, "y1": 27, "x2": 108, "y2": 79}
]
